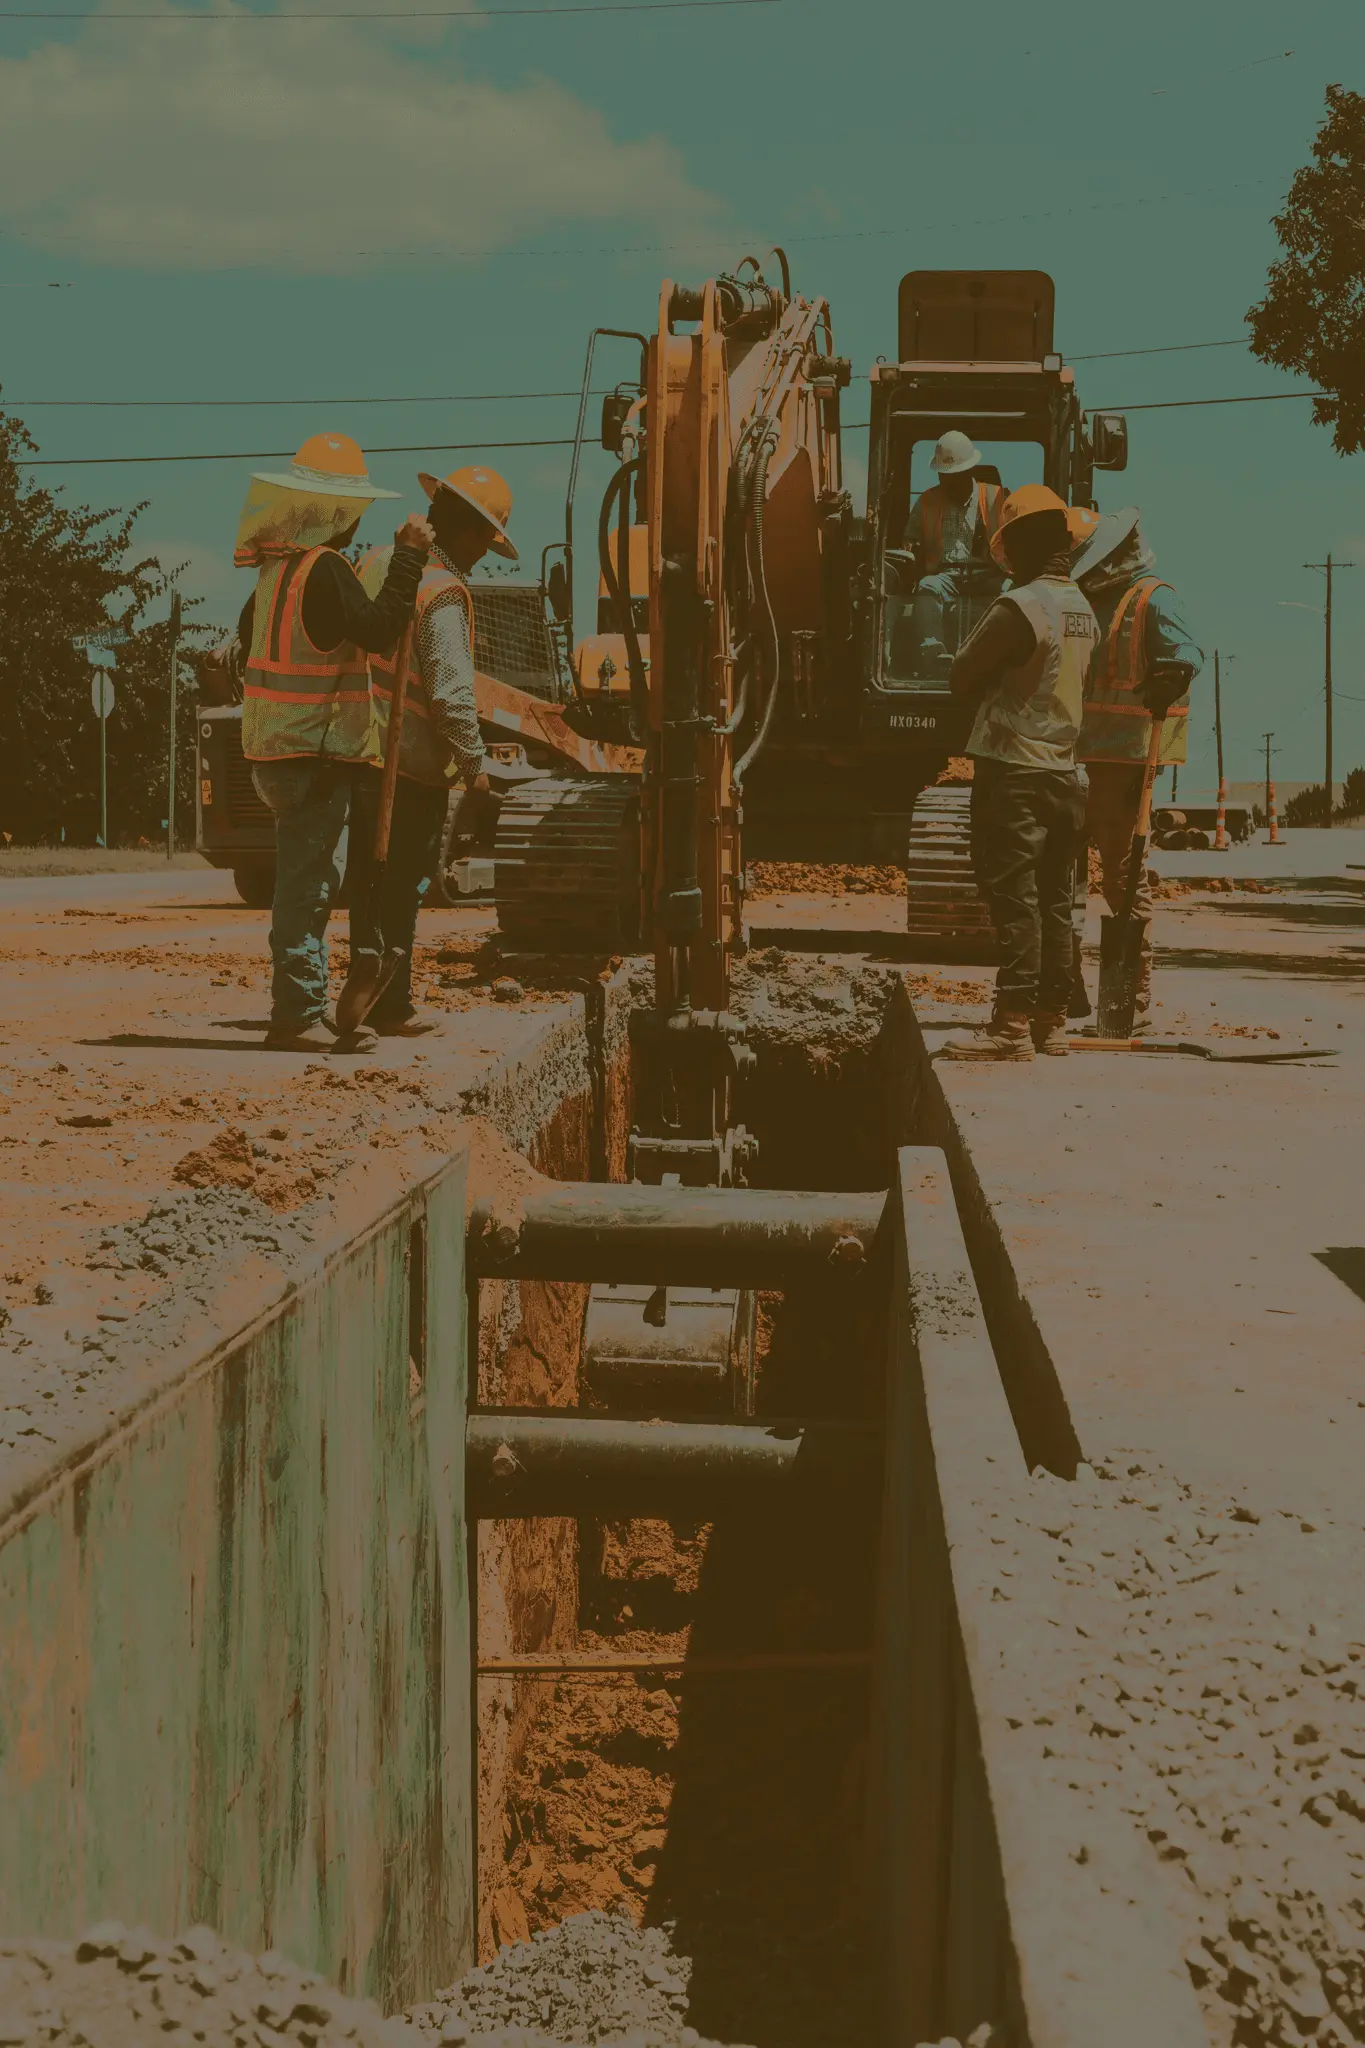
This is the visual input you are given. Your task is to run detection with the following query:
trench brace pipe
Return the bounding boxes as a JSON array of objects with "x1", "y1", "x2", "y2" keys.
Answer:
[
  {"x1": 467, "y1": 1413, "x2": 880, "y2": 1519},
  {"x1": 467, "y1": 1183, "x2": 887, "y2": 1288}
]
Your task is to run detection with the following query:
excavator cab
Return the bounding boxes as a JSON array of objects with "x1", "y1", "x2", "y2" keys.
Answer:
[{"x1": 861, "y1": 270, "x2": 1122, "y2": 752}]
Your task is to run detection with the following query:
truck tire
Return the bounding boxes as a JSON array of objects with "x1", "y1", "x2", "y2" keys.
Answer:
[{"x1": 232, "y1": 862, "x2": 275, "y2": 908}]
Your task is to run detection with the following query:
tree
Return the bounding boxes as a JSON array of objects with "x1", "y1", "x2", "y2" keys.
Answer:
[
  {"x1": 0, "y1": 406, "x2": 215, "y2": 846},
  {"x1": 1248, "y1": 85, "x2": 1365, "y2": 454},
  {"x1": 1339, "y1": 765, "x2": 1365, "y2": 818},
  {"x1": 1283, "y1": 782, "x2": 1331, "y2": 827}
]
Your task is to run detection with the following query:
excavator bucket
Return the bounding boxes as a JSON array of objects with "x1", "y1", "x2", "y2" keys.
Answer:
[
  {"x1": 583, "y1": 1283, "x2": 758, "y2": 1416},
  {"x1": 897, "y1": 270, "x2": 1055, "y2": 363}
]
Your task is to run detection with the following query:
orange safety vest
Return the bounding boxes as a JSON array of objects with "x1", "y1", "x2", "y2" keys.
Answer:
[
  {"x1": 1079, "y1": 576, "x2": 1189, "y2": 767},
  {"x1": 918, "y1": 480, "x2": 1007, "y2": 574},
  {"x1": 242, "y1": 546, "x2": 379, "y2": 764},
  {"x1": 357, "y1": 547, "x2": 475, "y2": 787}
]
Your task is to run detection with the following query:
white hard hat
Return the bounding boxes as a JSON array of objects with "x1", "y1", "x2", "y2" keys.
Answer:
[{"x1": 930, "y1": 430, "x2": 982, "y2": 477}]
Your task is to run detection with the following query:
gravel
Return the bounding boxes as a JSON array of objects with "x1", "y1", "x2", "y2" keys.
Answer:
[
  {"x1": 403, "y1": 1913, "x2": 745, "y2": 2047},
  {"x1": 0, "y1": 1917, "x2": 748, "y2": 2048},
  {"x1": 1021, "y1": 1453, "x2": 1365, "y2": 2048},
  {"x1": 86, "y1": 1188, "x2": 316, "y2": 1280}
]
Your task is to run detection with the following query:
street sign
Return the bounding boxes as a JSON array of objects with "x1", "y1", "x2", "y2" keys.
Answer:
[
  {"x1": 90, "y1": 672, "x2": 115, "y2": 719},
  {"x1": 74, "y1": 626, "x2": 129, "y2": 665}
]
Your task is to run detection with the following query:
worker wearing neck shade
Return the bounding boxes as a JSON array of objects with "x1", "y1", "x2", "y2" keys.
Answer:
[
  {"x1": 349, "y1": 464, "x2": 516, "y2": 1035},
  {"x1": 939, "y1": 486, "x2": 1099, "y2": 1061},
  {"x1": 901, "y1": 430, "x2": 1008, "y2": 673},
  {"x1": 1073, "y1": 507, "x2": 1203, "y2": 1032},
  {"x1": 234, "y1": 431, "x2": 433, "y2": 1052}
]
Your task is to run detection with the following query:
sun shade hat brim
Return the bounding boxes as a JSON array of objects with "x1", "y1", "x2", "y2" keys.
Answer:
[
  {"x1": 418, "y1": 470, "x2": 519, "y2": 559},
  {"x1": 249, "y1": 459, "x2": 400, "y2": 500},
  {"x1": 1071, "y1": 505, "x2": 1141, "y2": 582}
]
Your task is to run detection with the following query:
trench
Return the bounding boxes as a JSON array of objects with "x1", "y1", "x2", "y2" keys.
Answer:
[{"x1": 470, "y1": 968, "x2": 925, "y2": 2046}]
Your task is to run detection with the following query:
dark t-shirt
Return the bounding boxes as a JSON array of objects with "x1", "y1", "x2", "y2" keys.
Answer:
[{"x1": 238, "y1": 542, "x2": 424, "y2": 657}]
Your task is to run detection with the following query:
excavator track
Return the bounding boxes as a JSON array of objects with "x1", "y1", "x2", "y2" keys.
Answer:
[
  {"x1": 903, "y1": 785, "x2": 997, "y2": 955},
  {"x1": 493, "y1": 775, "x2": 641, "y2": 953}
]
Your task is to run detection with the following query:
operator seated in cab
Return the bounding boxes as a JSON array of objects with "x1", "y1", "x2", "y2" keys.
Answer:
[{"x1": 900, "y1": 430, "x2": 1009, "y2": 673}]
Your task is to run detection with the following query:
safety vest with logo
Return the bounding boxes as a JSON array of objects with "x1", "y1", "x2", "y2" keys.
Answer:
[
  {"x1": 356, "y1": 546, "x2": 476, "y2": 787},
  {"x1": 917, "y1": 480, "x2": 1007, "y2": 574},
  {"x1": 242, "y1": 546, "x2": 380, "y2": 764},
  {"x1": 966, "y1": 575, "x2": 1098, "y2": 772},
  {"x1": 1079, "y1": 577, "x2": 1188, "y2": 767}
]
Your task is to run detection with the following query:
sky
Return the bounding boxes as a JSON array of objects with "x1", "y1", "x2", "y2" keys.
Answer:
[{"x1": 0, "y1": 0, "x2": 1361, "y2": 795}]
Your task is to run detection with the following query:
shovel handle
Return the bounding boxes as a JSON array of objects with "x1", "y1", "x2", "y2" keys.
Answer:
[
  {"x1": 1118, "y1": 712, "x2": 1166, "y2": 922},
  {"x1": 374, "y1": 617, "x2": 415, "y2": 865}
]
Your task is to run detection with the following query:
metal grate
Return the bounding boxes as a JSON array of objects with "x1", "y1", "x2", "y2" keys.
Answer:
[
  {"x1": 469, "y1": 583, "x2": 564, "y2": 702},
  {"x1": 223, "y1": 724, "x2": 272, "y2": 831}
]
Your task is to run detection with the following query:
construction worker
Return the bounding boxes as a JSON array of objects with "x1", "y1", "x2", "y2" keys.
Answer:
[
  {"x1": 902, "y1": 430, "x2": 1008, "y2": 670},
  {"x1": 234, "y1": 432, "x2": 432, "y2": 1052},
  {"x1": 349, "y1": 464, "x2": 516, "y2": 1035},
  {"x1": 1073, "y1": 507, "x2": 1203, "y2": 1031},
  {"x1": 939, "y1": 485, "x2": 1099, "y2": 1061}
]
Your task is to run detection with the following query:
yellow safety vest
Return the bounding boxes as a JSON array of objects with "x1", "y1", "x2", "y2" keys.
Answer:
[
  {"x1": 356, "y1": 547, "x2": 476, "y2": 787},
  {"x1": 1079, "y1": 577, "x2": 1188, "y2": 766},
  {"x1": 241, "y1": 546, "x2": 379, "y2": 763}
]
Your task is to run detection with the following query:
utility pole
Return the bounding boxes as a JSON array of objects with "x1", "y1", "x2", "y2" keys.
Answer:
[
  {"x1": 1214, "y1": 651, "x2": 1233, "y2": 850},
  {"x1": 1263, "y1": 731, "x2": 1283, "y2": 845},
  {"x1": 1304, "y1": 554, "x2": 1356, "y2": 826},
  {"x1": 166, "y1": 587, "x2": 182, "y2": 861}
]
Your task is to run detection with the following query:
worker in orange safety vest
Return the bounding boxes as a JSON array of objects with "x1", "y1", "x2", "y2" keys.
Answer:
[
  {"x1": 348, "y1": 464, "x2": 517, "y2": 1035},
  {"x1": 1073, "y1": 505, "x2": 1203, "y2": 1031},
  {"x1": 901, "y1": 429, "x2": 1009, "y2": 673},
  {"x1": 234, "y1": 431, "x2": 433, "y2": 1052}
]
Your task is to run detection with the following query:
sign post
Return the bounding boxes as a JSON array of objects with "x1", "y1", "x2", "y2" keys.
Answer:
[{"x1": 74, "y1": 628, "x2": 130, "y2": 848}]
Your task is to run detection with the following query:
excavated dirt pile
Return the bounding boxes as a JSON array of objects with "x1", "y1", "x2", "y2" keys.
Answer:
[
  {"x1": 1021, "y1": 1454, "x2": 1365, "y2": 2048},
  {"x1": 0, "y1": 1917, "x2": 744, "y2": 2047}
]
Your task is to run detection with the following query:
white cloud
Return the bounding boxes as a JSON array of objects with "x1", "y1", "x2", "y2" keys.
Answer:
[{"x1": 0, "y1": 7, "x2": 723, "y2": 272}]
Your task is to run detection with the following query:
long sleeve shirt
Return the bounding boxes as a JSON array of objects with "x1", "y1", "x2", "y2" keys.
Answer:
[
  {"x1": 237, "y1": 542, "x2": 425, "y2": 658},
  {"x1": 417, "y1": 546, "x2": 485, "y2": 782}
]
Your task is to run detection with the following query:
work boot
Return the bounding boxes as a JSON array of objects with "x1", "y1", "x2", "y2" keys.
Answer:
[
  {"x1": 938, "y1": 1010, "x2": 1034, "y2": 1061},
  {"x1": 330, "y1": 1024, "x2": 379, "y2": 1055},
  {"x1": 1031, "y1": 1010, "x2": 1070, "y2": 1056},
  {"x1": 263, "y1": 1018, "x2": 337, "y2": 1052},
  {"x1": 372, "y1": 1012, "x2": 439, "y2": 1037}
]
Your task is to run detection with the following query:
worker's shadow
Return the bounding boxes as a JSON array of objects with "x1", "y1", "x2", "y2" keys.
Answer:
[{"x1": 82, "y1": 1030, "x2": 281, "y2": 1053}]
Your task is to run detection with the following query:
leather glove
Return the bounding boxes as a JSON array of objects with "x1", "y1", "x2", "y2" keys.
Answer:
[{"x1": 1140, "y1": 666, "x2": 1191, "y2": 718}]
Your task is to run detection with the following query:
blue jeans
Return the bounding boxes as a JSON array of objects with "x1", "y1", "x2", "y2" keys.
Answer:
[
  {"x1": 347, "y1": 772, "x2": 449, "y2": 1021},
  {"x1": 251, "y1": 759, "x2": 351, "y2": 1025}
]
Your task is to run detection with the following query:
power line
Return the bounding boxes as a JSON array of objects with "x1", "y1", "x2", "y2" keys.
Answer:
[
  {"x1": 3, "y1": 340, "x2": 1258, "y2": 404},
  {"x1": 17, "y1": 387, "x2": 1326, "y2": 464},
  {"x1": 1068, "y1": 338, "x2": 1245, "y2": 362},
  {"x1": 8, "y1": 387, "x2": 600, "y2": 407},
  {"x1": 0, "y1": 172, "x2": 1281, "y2": 266},
  {"x1": 0, "y1": 0, "x2": 777, "y2": 14},
  {"x1": 1090, "y1": 390, "x2": 1324, "y2": 412},
  {"x1": 23, "y1": 434, "x2": 583, "y2": 467}
]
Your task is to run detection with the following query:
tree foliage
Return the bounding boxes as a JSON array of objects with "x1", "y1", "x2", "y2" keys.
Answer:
[
  {"x1": 0, "y1": 406, "x2": 215, "y2": 847},
  {"x1": 1249, "y1": 85, "x2": 1365, "y2": 455}
]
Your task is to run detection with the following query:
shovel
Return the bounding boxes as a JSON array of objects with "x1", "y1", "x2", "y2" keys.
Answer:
[
  {"x1": 1096, "y1": 713, "x2": 1164, "y2": 1039},
  {"x1": 336, "y1": 616, "x2": 415, "y2": 1034}
]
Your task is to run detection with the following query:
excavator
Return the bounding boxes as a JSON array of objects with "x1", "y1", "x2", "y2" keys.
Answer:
[
  {"x1": 479, "y1": 260, "x2": 1130, "y2": 1412},
  {"x1": 487, "y1": 261, "x2": 1130, "y2": 959}
]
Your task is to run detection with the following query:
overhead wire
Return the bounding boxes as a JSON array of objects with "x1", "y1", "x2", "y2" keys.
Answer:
[
  {"x1": 17, "y1": 387, "x2": 1327, "y2": 466},
  {"x1": 0, "y1": 0, "x2": 778, "y2": 15},
  {"x1": 4, "y1": 338, "x2": 1259, "y2": 405}
]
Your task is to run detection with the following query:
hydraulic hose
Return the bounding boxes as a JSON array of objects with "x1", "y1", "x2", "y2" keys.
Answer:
[
  {"x1": 733, "y1": 426, "x2": 781, "y2": 790},
  {"x1": 597, "y1": 457, "x2": 650, "y2": 741}
]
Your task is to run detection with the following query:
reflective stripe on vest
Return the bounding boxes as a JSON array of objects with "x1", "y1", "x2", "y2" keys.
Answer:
[
  {"x1": 242, "y1": 546, "x2": 379, "y2": 763},
  {"x1": 357, "y1": 548, "x2": 476, "y2": 787},
  {"x1": 1079, "y1": 576, "x2": 1189, "y2": 766},
  {"x1": 920, "y1": 481, "x2": 1004, "y2": 573}
]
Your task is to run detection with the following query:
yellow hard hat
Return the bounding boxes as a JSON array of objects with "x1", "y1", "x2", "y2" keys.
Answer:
[
  {"x1": 250, "y1": 431, "x2": 399, "y2": 500},
  {"x1": 989, "y1": 482, "x2": 1071, "y2": 567},
  {"x1": 418, "y1": 462, "x2": 518, "y2": 560},
  {"x1": 1066, "y1": 503, "x2": 1102, "y2": 553}
]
